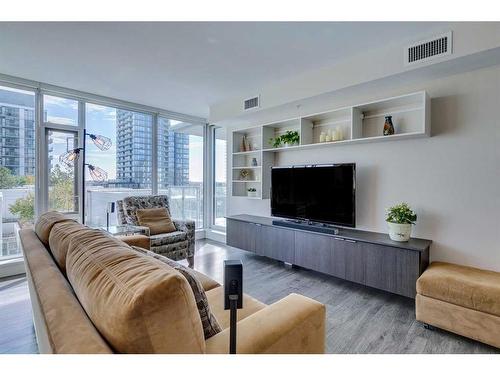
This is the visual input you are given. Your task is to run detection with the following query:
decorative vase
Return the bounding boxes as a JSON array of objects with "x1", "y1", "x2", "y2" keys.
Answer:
[
  {"x1": 319, "y1": 132, "x2": 326, "y2": 143},
  {"x1": 244, "y1": 135, "x2": 251, "y2": 151},
  {"x1": 251, "y1": 158, "x2": 258, "y2": 166},
  {"x1": 240, "y1": 136, "x2": 247, "y2": 152},
  {"x1": 336, "y1": 126, "x2": 343, "y2": 141},
  {"x1": 383, "y1": 116, "x2": 395, "y2": 136},
  {"x1": 387, "y1": 222, "x2": 412, "y2": 242}
]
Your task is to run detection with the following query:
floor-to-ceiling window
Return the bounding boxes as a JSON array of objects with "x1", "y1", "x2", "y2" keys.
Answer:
[
  {"x1": 213, "y1": 126, "x2": 227, "y2": 228},
  {"x1": 0, "y1": 85, "x2": 36, "y2": 260},
  {"x1": 157, "y1": 117, "x2": 204, "y2": 228},
  {"x1": 0, "y1": 75, "x2": 210, "y2": 270},
  {"x1": 85, "y1": 104, "x2": 153, "y2": 226}
]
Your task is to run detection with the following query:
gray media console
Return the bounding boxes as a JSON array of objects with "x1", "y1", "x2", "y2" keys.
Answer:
[{"x1": 226, "y1": 215, "x2": 431, "y2": 298}]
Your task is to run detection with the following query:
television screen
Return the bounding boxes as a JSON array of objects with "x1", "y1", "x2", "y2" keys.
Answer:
[{"x1": 271, "y1": 164, "x2": 356, "y2": 227}]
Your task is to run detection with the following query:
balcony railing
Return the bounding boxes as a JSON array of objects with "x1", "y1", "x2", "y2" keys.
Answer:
[
  {"x1": 86, "y1": 184, "x2": 206, "y2": 229},
  {"x1": 1, "y1": 188, "x2": 33, "y2": 259}
]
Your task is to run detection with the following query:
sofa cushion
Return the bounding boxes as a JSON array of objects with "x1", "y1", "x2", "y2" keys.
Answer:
[
  {"x1": 191, "y1": 269, "x2": 220, "y2": 292},
  {"x1": 136, "y1": 207, "x2": 176, "y2": 235},
  {"x1": 20, "y1": 229, "x2": 112, "y2": 353},
  {"x1": 65, "y1": 229, "x2": 205, "y2": 353},
  {"x1": 48, "y1": 220, "x2": 89, "y2": 274},
  {"x1": 132, "y1": 246, "x2": 222, "y2": 339},
  {"x1": 417, "y1": 262, "x2": 500, "y2": 317},
  {"x1": 35, "y1": 211, "x2": 74, "y2": 247},
  {"x1": 206, "y1": 286, "x2": 267, "y2": 330}
]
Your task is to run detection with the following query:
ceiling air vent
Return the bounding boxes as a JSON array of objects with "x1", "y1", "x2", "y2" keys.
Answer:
[
  {"x1": 244, "y1": 96, "x2": 260, "y2": 111},
  {"x1": 405, "y1": 31, "x2": 452, "y2": 66}
]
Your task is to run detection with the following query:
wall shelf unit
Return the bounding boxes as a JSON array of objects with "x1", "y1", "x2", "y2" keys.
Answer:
[{"x1": 230, "y1": 91, "x2": 430, "y2": 199}]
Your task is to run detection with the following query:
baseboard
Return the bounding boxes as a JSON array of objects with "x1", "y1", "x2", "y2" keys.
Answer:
[{"x1": 205, "y1": 229, "x2": 226, "y2": 244}]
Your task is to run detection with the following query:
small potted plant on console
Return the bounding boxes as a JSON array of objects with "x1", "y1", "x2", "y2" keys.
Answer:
[
  {"x1": 247, "y1": 187, "x2": 258, "y2": 198},
  {"x1": 386, "y1": 202, "x2": 417, "y2": 242}
]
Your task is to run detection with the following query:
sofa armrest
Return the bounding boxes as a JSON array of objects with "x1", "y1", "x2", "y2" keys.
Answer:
[
  {"x1": 172, "y1": 219, "x2": 195, "y2": 258},
  {"x1": 205, "y1": 293, "x2": 325, "y2": 354}
]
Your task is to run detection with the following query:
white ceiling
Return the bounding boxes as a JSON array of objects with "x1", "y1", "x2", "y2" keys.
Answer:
[{"x1": 0, "y1": 22, "x2": 452, "y2": 118}]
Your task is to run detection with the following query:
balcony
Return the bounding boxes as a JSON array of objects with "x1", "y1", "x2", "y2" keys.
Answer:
[
  {"x1": 0, "y1": 188, "x2": 34, "y2": 260},
  {"x1": 86, "y1": 184, "x2": 205, "y2": 229}
]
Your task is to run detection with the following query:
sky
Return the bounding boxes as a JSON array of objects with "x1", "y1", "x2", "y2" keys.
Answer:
[{"x1": 43, "y1": 96, "x2": 226, "y2": 183}]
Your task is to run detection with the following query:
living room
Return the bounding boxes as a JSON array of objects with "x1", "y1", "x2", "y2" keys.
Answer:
[{"x1": 1, "y1": 1, "x2": 499, "y2": 373}]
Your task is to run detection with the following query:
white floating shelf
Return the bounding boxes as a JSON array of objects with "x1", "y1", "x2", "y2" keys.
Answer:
[
  {"x1": 230, "y1": 91, "x2": 430, "y2": 199},
  {"x1": 232, "y1": 150, "x2": 261, "y2": 155}
]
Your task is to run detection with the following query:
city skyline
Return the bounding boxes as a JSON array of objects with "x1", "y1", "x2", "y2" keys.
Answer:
[{"x1": 1, "y1": 88, "x2": 227, "y2": 185}]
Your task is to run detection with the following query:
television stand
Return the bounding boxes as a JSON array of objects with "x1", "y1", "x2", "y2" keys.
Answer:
[
  {"x1": 227, "y1": 214, "x2": 431, "y2": 299},
  {"x1": 273, "y1": 219, "x2": 340, "y2": 235}
]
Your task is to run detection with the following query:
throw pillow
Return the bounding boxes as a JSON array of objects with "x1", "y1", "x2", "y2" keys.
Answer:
[
  {"x1": 136, "y1": 207, "x2": 176, "y2": 235},
  {"x1": 132, "y1": 246, "x2": 222, "y2": 339}
]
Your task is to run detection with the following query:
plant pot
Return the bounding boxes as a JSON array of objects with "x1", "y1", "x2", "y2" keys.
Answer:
[
  {"x1": 283, "y1": 142, "x2": 299, "y2": 148},
  {"x1": 247, "y1": 191, "x2": 258, "y2": 198},
  {"x1": 387, "y1": 222, "x2": 412, "y2": 242}
]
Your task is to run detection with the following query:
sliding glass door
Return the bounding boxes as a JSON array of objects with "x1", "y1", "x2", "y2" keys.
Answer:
[{"x1": 45, "y1": 129, "x2": 80, "y2": 216}]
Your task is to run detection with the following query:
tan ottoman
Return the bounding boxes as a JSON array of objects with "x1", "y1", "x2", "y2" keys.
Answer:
[
  {"x1": 416, "y1": 262, "x2": 500, "y2": 348},
  {"x1": 116, "y1": 234, "x2": 150, "y2": 250}
]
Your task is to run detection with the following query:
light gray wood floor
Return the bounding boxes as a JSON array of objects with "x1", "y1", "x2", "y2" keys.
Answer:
[{"x1": 1, "y1": 239, "x2": 498, "y2": 354}]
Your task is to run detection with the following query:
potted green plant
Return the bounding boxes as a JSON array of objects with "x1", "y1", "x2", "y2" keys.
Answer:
[
  {"x1": 269, "y1": 130, "x2": 300, "y2": 148},
  {"x1": 247, "y1": 187, "x2": 258, "y2": 198},
  {"x1": 386, "y1": 202, "x2": 417, "y2": 242},
  {"x1": 281, "y1": 130, "x2": 299, "y2": 147}
]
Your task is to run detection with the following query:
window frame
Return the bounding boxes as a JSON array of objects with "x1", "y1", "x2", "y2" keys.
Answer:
[
  {"x1": 0, "y1": 73, "x2": 207, "y2": 229},
  {"x1": 207, "y1": 124, "x2": 227, "y2": 232}
]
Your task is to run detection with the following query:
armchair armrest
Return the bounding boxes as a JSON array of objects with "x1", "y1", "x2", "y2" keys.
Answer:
[
  {"x1": 205, "y1": 293, "x2": 325, "y2": 354},
  {"x1": 172, "y1": 218, "x2": 195, "y2": 233},
  {"x1": 172, "y1": 219, "x2": 196, "y2": 259}
]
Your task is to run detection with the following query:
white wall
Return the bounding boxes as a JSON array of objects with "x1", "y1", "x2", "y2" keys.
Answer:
[
  {"x1": 210, "y1": 23, "x2": 500, "y2": 122},
  {"x1": 225, "y1": 64, "x2": 500, "y2": 272}
]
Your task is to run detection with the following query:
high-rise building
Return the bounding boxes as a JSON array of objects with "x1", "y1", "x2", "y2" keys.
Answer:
[
  {"x1": 157, "y1": 118, "x2": 190, "y2": 189},
  {"x1": 0, "y1": 90, "x2": 36, "y2": 177},
  {"x1": 116, "y1": 111, "x2": 189, "y2": 189}
]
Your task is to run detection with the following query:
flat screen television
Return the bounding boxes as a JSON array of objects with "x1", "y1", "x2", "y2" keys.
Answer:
[{"x1": 271, "y1": 163, "x2": 356, "y2": 227}]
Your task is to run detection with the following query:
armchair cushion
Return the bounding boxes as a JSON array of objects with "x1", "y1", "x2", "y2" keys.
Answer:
[
  {"x1": 136, "y1": 207, "x2": 176, "y2": 235},
  {"x1": 121, "y1": 195, "x2": 170, "y2": 225},
  {"x1": 150, "y1": 231, "x2": 187, "y2": 246}
]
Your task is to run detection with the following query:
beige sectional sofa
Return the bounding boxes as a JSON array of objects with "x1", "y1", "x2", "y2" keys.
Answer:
[{"x1": 21, "y1": 212, "x2": 326, "y2": 354}]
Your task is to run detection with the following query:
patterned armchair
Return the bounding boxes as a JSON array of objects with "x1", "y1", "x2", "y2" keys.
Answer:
[{"x1": 116, "y1": 195, "x2": 195, "y2": 267}]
